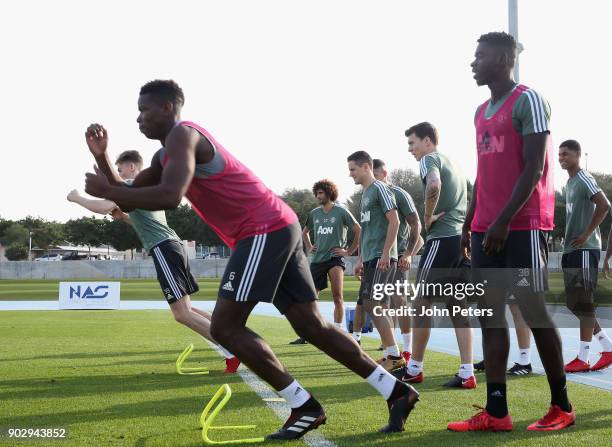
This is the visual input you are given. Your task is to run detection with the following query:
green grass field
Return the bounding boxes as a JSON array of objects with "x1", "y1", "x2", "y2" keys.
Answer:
[
  {"x1": 0, "y1": 311, "x2": 610, "y2": 446},
  {"x1": 1, "y1": 274, "x2": 611, "y2": 304}
]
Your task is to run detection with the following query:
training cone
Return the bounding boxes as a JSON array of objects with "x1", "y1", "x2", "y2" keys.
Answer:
[
  {"x1": 176, "y1": 344, "x2": 209, "y2": 375},
  {"x1": 200, "y1": 384, "x2": 264, "y2": 444}
]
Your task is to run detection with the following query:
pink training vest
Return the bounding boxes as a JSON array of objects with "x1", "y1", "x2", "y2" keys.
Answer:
[
  {"x1": 162, "y1": 121, "x2": 297, "y2": 249},
  {"x1": 472, "y1": 85, "x2": 555, "y2": 232}
]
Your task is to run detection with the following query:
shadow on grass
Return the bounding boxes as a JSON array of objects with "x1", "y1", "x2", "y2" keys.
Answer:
[
  {"x1": 327, "y1": 407, "x2": 612, "y2": 447},
  {"x1": 0, "y1": 362, "x2": 248, "y2": 400},
  {"x1": 1, "y1": 385, "x2": 270, "y2": 428},
  {"x1": 17, "y1": 349, "x2": 182, "y2": 361}
]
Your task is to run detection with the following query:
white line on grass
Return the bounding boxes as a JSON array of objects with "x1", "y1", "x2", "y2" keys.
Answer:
[{"x1": 207, "y1": 342, "x2": 338, "y2": 447}]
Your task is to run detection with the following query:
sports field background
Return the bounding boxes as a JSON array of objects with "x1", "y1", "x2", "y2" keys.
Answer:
[
  {"x1": 1, "y1": 310, "x2": 611, "y2": 447},
  {"x1": 1, "y1": 274, "x2": 611, "y2": 303}
]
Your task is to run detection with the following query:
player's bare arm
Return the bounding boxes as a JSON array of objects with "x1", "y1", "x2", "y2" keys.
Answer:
[
  {"x1": 400, "y1": 212, "x2": 422, "y2": 270},
  {"x1": 483, "y1": 132, "x2": 548, "y2": 255},
  {"x1": 604, "y1": 227, "x2": 612, "y2": 279},
  {"x1": 424, "y1": 170, "x2": 444, "y2": 231},
  {"x1": 347, "y1": 222, "x2": 361, "y2": 256},
  {"x1": 332, "y1": 223, "x2": 361, "y2": 257},
  {"x1": 131, "y1": 151, "x2": 165, "y2": 188},
  {"x1": 85, "y1": 124, "x2": 124, "y2": 186},
  {"x1": 302, "y1": 226, "x2": 315, "y2": 252},
  {"x1": 85, "y1": 126, "x2": 206, "y2": 210},
  {"x1": 571, "y1": 192, "x2": 611, "y2": 248},
  {"x1": 461, "y1": 180, "x2": 477, "y2": 258},
  {"x1": 379, "y1": 209, "x2": 399, "y2": 271}
]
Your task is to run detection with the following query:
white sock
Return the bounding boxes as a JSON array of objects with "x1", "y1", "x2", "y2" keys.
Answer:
[
  {"x1": 518, "y1": 348, "x2": 531, "y2": 365},
  {"x1": 458, "y1": 363, "x2": 474, "y2": 379},
  {"x1": 384, "y1": 344, "x2": 400, "y2": 358},
  {"x1": 219, "y1": 345, "x2": 234, "y2": 359},
  {"x1": 366, "y1": 365, "x2": 396, "y2": 400},
  {"x1": 594, "y1": 329, "x2": 612, "y2": 352},
  {"x1": 334, "y1": 322, "x2": 343, "y2": 330},
  {"x1": 278, "y1": 380, "x2": 311, "y2": 408},
  {"x1": 578, "y1": 341, "x2": 591, "y2": 363},
  {"x1": 401, "y1": 332, "x2": 412, "y2": 353},
  {"x1": 407, "y1": 359, "x2": 423, "y2": 375},
  {"x1": 352, "y1": 332, "x2": 362, "y2": 342}
]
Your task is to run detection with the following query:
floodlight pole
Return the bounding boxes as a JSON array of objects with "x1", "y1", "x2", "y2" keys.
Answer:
[
  {"x1": 508, "y1": 0, "x2": 522, "y2": 83},
  {"x1": 28, "y1": 231, "x2": 33, "y2": 261}
]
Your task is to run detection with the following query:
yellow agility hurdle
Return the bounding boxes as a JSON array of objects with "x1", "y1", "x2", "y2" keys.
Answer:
[
  {"x1": 200, "y1": 384, "x2": 264, "y2": 445},
  {"x1": 176, "y1": 344, "x2": 209, "y2": 375}
]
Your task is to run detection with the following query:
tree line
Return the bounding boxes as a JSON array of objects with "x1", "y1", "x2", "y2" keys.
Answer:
[{"x1": 1, "y1": 169, "x2": 611, "y2": 260}]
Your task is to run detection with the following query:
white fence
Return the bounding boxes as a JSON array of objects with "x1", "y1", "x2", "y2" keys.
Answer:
[{"x1": 0, "y1": 252, "x2": 603, "y2": 280}]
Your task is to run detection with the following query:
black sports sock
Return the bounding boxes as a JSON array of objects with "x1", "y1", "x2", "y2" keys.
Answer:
[
  {"x1": 485, "y1": 383, "x2": 508, "y2": 418},
  {"x1": 548, "y1": 376, "x2": 571, "y2": 412},
  {"x1": 297, "y1": 396, "x2": 322, "y2": 412}
]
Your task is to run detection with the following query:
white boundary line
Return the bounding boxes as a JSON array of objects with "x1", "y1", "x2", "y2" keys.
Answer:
[{"x1": 207, "y1": 342, "x2": 338, "y2": 447}]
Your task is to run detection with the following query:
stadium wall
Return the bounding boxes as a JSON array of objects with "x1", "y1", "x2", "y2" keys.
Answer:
[{"x1": 0, "y1": 253, "x2": 598, "y2": 279}]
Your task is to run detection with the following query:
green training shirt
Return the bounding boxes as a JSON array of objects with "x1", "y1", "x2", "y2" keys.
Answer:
[
  {"x1": 419, "y1": 151, "x2": 467, "y2": 241},
  {"x1": 306, "y1": 204, "x2": 358, "y2": 264},
  {"x1": 389, "y1": 184, "x2": 417, "y2": 254},
  {"x1": 124, "y1": 180, "x2": 180, "y2": 252},
  {"x1": 563, "y1": 169, "x2": 602, "y2": 253},
  {"x1": 359, "y1": 180, "x2": 398, "y2": 263},
  {"x1": 476, "y1": 85, "x2": 551, "y2": 135}
]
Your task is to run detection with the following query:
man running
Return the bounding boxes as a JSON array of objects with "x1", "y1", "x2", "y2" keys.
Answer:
[
  {"x1": 401, "y1": 122, "x2": 475, "y2": 389},
  {"x1": 373, "y1": 159, "x2": 423, "y2": 361},
  {"x1": 84, "y1": 80, "x2": 419, "y2": 439},
  {"x1": 289, "y1": 179, "x2": 361, "y2": 345},
  {"x1": 449, "y1": 31, "x2": 573, "y2": 432},
  {"x1": 69, "y1": 147, "x2": 240, "y2": 373},
  {"x1": 558, "y1": 139, "x2": 612, "y2": 372}
]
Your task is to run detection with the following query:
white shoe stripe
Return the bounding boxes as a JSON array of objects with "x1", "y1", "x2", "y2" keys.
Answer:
[
  {"x1": 287, "y1": 426, "x2": 304, "y2": 432},
  {"x1": 301, "y1": 416, "x2": 317, "y2": 422},
  {"x1": 294, "y1": 421, "x2": 310, "y2": 427}
]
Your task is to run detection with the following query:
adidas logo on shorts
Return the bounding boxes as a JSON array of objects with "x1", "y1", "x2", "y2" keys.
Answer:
[
  {"x1": 222, "y1": 281, "x2": 234, "y2": 292},
  {"x1": 516, "y1": 277, "x2": 530, "y2": 287}
]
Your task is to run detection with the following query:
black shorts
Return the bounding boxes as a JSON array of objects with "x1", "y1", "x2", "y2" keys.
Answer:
[
  {"x1": 356, "y1": 258, "x2": 397, "y2": 305},
  {"x1": 218, "y1": 222, "x2": 317, "y2": 314},
  {"x1": 416, "y1": 235, "x2": 465, "y2": 298},
  {"x1": 310, "y1": 257, "x2": 346, "y2": 291},
  {"x1": 150, "y1": 239, "x2": 199, "y2": 304},
  {"x1": 562, "y1": 249, "x2": 600, "y2": 292},
  {"x1": 471, "y1": 230, "x2": 549, "y2": 294}
]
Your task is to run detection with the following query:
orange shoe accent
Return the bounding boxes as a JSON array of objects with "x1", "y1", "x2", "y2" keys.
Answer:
[
  {"x1": 401, "y1": 371, "x2": 424, "y2": 383},
  {"x1": 590, "y1": 351, "x2": 612, "y2": 371},
  {"x1": 223, "y1": 357, "x2": 240, "y2": 374},
  {"x1": 527, "y1": 405, "x2": 576, "y2": 431},
  {"x1": 564, "y1": 357, "x2": 590, "y2": 373},
  {"x1": 447, "y1": 406, "x2": 513, "y2": 432}
]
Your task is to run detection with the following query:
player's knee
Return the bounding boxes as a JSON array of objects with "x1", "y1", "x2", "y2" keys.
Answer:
[
  {"x1": 172, "y1": 307, "x2": 191, "y2": 326},
  {"x1": 294, "y1": 316, "x2": 326, "y2": 340},
  {"x1": 332, "y1": 295, "x2": 343, "y2": 305},
  {"x1": 209, "y1": 319, "x2": 228, "y2": 344}
]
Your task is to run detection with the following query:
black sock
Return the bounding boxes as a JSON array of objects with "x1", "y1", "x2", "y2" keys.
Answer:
[
  {"x1": 485, "y1": 383, "x2": 508, "y2": 418},
  {"x1": 298, "y1": 396, "x2": 322, "y2": 412},
  {"x1": 548, "y1": 375, "x2": 571, "y2": 412}
]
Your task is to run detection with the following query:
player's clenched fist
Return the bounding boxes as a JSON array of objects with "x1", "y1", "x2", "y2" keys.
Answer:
[{"x1": 85, "y1": 123, "x2": 108, "y2": 157}]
